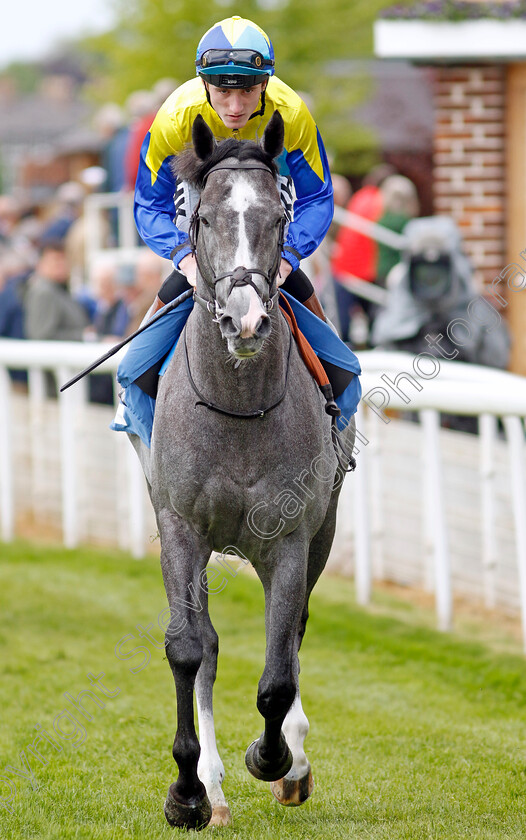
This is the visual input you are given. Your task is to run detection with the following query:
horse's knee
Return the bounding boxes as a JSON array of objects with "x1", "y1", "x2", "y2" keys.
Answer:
[
  {"x1": 165, "y1": 632, "x2": 203, "y2": 677},
  {"x1": 202, "y1": 625, "x2": 218, "y2": 661},
  {"x1": 257, "y1": 673, "x2": 296, "y2": 721}
]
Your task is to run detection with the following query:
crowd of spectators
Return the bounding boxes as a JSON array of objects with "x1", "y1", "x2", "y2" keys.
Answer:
[
  {"x1": 0, "y1": 78, "x2": 179, "y2": 400},
  {"x1": 0, "y1": 72, "x2": 509, "y2": 416},
  {"x1": 328, "y1": 165, "x2": 420, "y2": 346},
  {"x1": 0, "y1": 191, "x2": 167, "y2": 401}
]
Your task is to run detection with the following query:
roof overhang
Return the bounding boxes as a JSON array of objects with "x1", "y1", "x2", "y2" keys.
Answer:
[{"x1": 374, "y1": 19, "x2": 526, "y2": 62}]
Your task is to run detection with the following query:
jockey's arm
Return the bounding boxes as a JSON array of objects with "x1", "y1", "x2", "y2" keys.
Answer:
[
  {"x1": 133, "y1": 113, "x2": 191, "y2": 267},
  {"x1": 281, "y1": 99, "x2": 334, "y2": 273}
]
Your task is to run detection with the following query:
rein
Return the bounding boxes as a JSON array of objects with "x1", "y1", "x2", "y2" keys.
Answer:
[{"x1": 183, "y1": 325, "x2": 293, "y2": 419}]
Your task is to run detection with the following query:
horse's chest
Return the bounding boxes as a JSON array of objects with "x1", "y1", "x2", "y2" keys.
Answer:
[{"x1": 152, "y1": 427, "x2": 332, "y2": 552}]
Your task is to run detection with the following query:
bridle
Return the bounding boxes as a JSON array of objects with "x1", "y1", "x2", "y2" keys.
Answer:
[
  {"x1": 183, "y1": 157, "x2": 291, "y2": 421},
  {"x1": 188, "y1": 160, "x2": 286, "y2": 323},
  {"x1": 182, "y1": 156, "x2": 356, "y2": 472}
]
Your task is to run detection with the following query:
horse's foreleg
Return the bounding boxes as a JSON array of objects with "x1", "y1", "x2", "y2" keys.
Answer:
[
  {"x1": 269, "y1": 602, "x2": 314, "y2": 805},
  {"x1": 195, "y1": 609, "x2": 231, "y2": 826},
  {"x1": 270, "y1": 692, "x2": 314, "y2": 805},
  {"x1": 158, "y1": 510, "x2": 212, "y2": 831},
  {"x1": 245, "y1": 540, "x2": 307, "y2": 782},
  {"x1": 271, "y1": 486, "x2": 344, "y2": 805}
]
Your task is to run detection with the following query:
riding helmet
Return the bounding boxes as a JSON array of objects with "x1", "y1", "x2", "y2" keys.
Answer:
[{"x1": 196, "y1": 16, "x2": 275, "y2": 89}]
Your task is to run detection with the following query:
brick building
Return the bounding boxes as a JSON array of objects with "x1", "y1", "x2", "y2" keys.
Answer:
[
  {"x1": 375, "y1": 8, "x2": 526, "y2": 375},
  {"x1": 0, "y1": 73, "x2": 99, "y2": 201}
]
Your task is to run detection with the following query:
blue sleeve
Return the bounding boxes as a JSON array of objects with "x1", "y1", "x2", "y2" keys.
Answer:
[
  {"x1": 284, "y1": 128, "x2": 334, "y2": 272},
  {"x1": 134, "y1": 132, "x2": 189, "y2": 261}
]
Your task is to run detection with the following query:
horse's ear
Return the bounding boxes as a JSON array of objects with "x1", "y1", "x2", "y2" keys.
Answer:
[
  {"x1": 262, "y1": 110, "x2": 284, "y2": 160},
  {"x1": 192, "y1": 115, "x2": 215, "y2": 161}
]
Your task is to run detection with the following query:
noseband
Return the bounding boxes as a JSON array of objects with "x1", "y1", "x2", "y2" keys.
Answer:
[{"x1": 189, "y1": 160, "x2": 286, "y2": 321}]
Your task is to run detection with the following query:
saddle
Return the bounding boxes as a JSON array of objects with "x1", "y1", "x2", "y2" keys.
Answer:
[{"x1": 278, "y1": 293, "x2": 340, "y2": 418}]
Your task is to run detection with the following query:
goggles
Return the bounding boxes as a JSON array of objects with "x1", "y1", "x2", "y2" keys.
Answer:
[
  {"x1": 204, "y1": 73, "x2": 264, "y2": 89},
  {"x1": 197, "y1": 49, "x2": 274, "y2": 71}
]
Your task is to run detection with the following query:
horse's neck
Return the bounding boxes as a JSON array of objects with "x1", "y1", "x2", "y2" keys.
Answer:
[{"x1": 185, "y1": 305, "x2": 290, "y2": 411}]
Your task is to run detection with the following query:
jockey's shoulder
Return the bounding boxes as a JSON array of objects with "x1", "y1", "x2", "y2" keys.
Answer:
[
  {"x1": 265, "y1": 76, "x2": 308, "y2": 116},
  {"x1": 159, "y1": 77, "x2": 207, "y2": 115}
]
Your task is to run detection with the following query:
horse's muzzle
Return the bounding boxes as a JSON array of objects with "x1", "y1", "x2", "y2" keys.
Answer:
[{"x1": 219, "y1": 311, "x2": 271, "y2": 356}]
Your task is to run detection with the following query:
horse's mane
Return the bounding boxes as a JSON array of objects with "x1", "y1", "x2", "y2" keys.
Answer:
[{"x1": 173, "y1": 138, "x2": 278, "y2": 189}]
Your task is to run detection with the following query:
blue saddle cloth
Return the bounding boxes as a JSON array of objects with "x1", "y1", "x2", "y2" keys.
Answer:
[{"x1": 111, "y1": 291, "x2": 362, "y2": 447}]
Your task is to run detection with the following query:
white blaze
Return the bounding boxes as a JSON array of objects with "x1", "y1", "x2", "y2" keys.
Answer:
[
  {"x1": 228, "y1": 177, "x2": 266, "y2": 338},
  {"x1": 229, "y1": 177, "x2": 258, "y2": 268},
  {"x1": 240, "y1": 286, "x2": 265, "y2": 338}
]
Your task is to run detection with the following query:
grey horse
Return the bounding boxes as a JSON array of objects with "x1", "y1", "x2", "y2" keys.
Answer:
[{"x1": 129, "y1": 111, "x2": 355, "y2": 829}]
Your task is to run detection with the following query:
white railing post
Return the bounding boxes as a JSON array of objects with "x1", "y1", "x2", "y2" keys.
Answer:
[
  {"x1": 479, "y1": 413, "x2": 498, "y2": 609},
  {"x1": 0, "y1": 367, "x2": 14, "y2": 541},
  {"x1": 118, "y1": 193, "x2": 137, "y2": 249},
  {"x1": 353, "y1": 402, "x2": 371, "y2": 605},
  {"x1": 503, "y1": 415, "x2": 526, "y2": 652},
  {"x1": 421, "y1": 417, "x2": 435, "y2": 594},
  {"x1": 84, "y1": 195, "x2": 105, "y2": 270},
  {"x1": 126, "y1": 442, "x2": 147, "y2": 559},
  {"x1": 421, "y1": 409, "x2": 452, "y2": 631},
  {"x1": 58, "y1": 366, "x2": 81, "y2": 548},
  {"x1": 368, "y1": 409, "x2": 385, "y2": 580},
  {"x1": 28, "y1": 368, "x2": 47, "y2": 522}
]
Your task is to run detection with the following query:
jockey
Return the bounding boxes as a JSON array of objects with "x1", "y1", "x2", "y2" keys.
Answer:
[
  {"x1": 112, "y1": 16, "x2": 361, "y2": 441},
  {"x1": 135, "y1": 15, "x2": 333, "y2": 329}
]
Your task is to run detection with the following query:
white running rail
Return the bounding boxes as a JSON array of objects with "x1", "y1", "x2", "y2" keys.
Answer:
[{"x1": 1, "y1": 340, "x2": 526, "y2": 645}]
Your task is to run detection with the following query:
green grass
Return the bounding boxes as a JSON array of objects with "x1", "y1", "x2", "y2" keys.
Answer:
[{"x1": 1, "y1": 540, "x2": 526, "y2": 839}]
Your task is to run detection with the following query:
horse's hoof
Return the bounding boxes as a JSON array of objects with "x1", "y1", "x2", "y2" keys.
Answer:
[
  {"x1": 209, "y1": 805, "x2": 232, "y2": 826},
  {"x1": 164, "y1": 783, "x2": 212, "y2": 830},
  {"x1": 270, "y1": 767, "x2": 314, "y2": 806},
  {"x1": 245, "y1": 734, "x2": 293, "y2": 782}
]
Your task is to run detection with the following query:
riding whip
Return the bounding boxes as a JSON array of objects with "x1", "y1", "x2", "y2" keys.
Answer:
[{"x1": 59, "y1": 287, "x2": 194, "y2": 392}]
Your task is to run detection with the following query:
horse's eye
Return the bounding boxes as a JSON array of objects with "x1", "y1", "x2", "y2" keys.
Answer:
[{"x1": 200, "y1": 216, "x2": 210, "y2": 227}]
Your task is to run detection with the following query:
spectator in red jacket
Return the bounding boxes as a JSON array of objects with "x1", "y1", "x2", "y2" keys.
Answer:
[
  {"x1": 124, "y1": 80, "x2": 178, "y2": 191},
  {"x1": 330, "y1": 164, "x2": 395, "y2": 343}
]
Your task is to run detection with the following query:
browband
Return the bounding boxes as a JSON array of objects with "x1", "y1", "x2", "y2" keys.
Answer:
[{"x1": 201, "y1": 161, "x2": 276, "y2": 185}]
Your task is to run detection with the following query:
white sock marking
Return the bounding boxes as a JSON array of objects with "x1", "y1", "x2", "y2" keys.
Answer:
[
  {"x1": 196, "y1": 698, "x2": 228, "y2": 810},
  {"x1": 282, "y1": 694, "x2": 310, "y2": 780}
]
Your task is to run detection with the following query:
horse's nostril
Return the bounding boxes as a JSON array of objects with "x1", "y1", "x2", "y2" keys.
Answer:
[
  {"x1": 256, "y1": 315, "x2": 271, "y2": 339},
  {"x1": 219, "y1": 315, "x2": 239, "y2": 339}
]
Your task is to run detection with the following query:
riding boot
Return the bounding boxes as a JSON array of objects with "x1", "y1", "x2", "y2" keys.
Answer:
[
  {"x1": 302, "y1": 291, "x2": 328, "y2": 322},
  {"x1": 139, "y1": 294, "x2": 165, "y2": 327},
  {"x1": 282, "y1": 268, "x2": 329, "y2": 323},
  {"x1": 133, "y1": 269, "x2": 191, "y2": 399},
  {"x1": 302, "y1": 290, "x2": 339, "y2": 335}
]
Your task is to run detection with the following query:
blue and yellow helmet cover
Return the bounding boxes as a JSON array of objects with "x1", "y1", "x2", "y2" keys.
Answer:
[{"x1": 196, "y1": 16, "x2": 275, "y2": 78}]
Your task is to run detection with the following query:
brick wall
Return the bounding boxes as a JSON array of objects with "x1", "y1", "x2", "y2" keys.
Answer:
[{"x1": 433, "y1": 65, "x2": 506, "y2": 289}]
